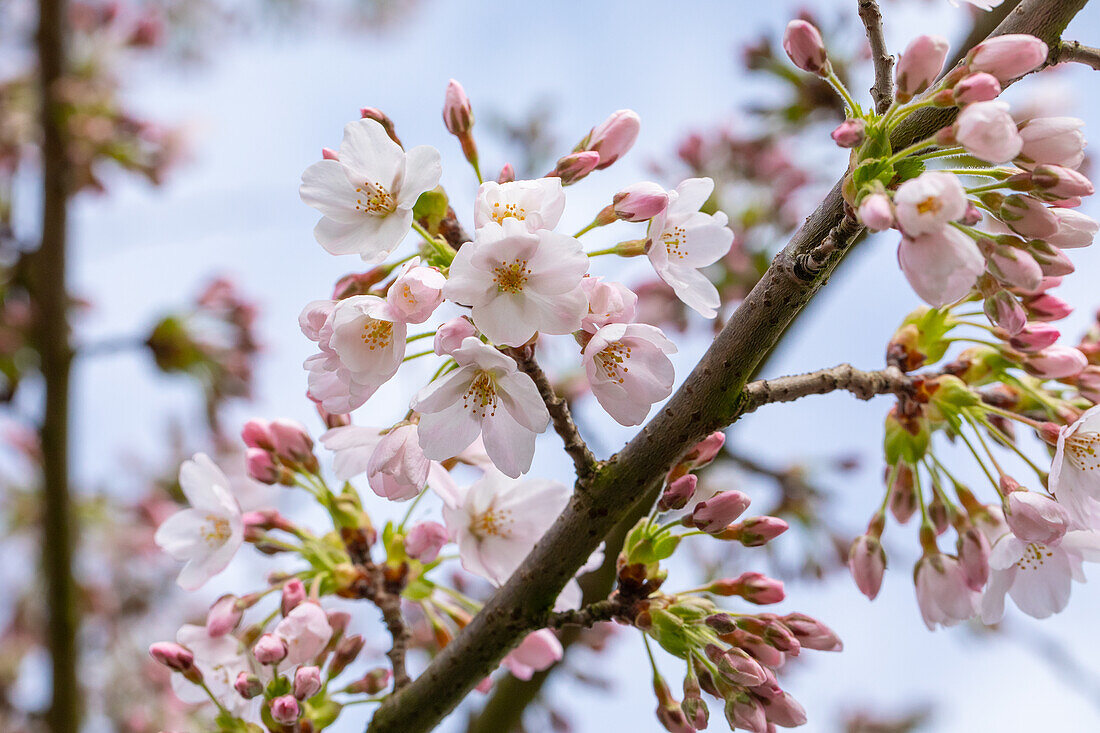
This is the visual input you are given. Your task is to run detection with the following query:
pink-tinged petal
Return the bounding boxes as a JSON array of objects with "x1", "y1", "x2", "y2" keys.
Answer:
[
  {"x1": 495, "y1": 371, "x2": 550, "y2": 433},
  {"x1": 1008, "y1": 547, "x2": 1072, "y2": 618},
  {"x1": 154, "y1": 509, "x2": 208, "y2": 558},
  {"x1": 481, "y1": 410, "x2": 537, "y2": 478},
  {"x1": 338, "y1": 119, "x2": 404, "y2": 190},
  {"x1": 979, "y1": 568, "x2": 1014, "y2": 624},
  {"x1": 397, "y1": 145, "x2": 443, "y2": 208},
  {"x1": 524, "y1": 232, "x2": 589, "y2": 293},
  {"x1": 897, "y1": 228, "x2": 984, "y2": 307},
  {"x1": 660, "y1": 264, "x2": 720, "y2": 318},
  {"x1": 672, "y1": 212, "x2": 735, "y2": 267},
  {"x1": 417, "y1": 401, "x2": 482, "y2": 462},
  {"x1": 450, "y1": 337, "x2": 516, "y2": 372},
  {"x1": 669, "y1": 177, "x2": 715, "y2": 215},
  {"x1": 989, "y1": 535, "x2": 1026, "y2": 570},
  {"x1": 299, "y1": 160, "x2": 362, "y2": 223},
  {"x1": 412, "y1": 366, "x2": 478, "y2": 414},
  {"x1": 426, "y1": 462, "x2": 461, "y2": 508},
  {"x1": 444, "y1": 245, "x2": 497, "y2": 307},
  {"x1": 179, "y1": 454, "x2": 233, "y2": 511},
  {"x1": 1061, "y1": 530, "x2": 1100, "y2": 562},
  {"x1": 517, "y1": 288, "x2": 588, "y2": 337},
  {"x1": 473, "y1": 294, "x2": 541, "y2": 347}
]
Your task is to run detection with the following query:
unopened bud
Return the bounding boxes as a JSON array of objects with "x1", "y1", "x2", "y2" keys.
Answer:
[
  {"x1": 281, "y1": 578, "x2": 306, "y2": 615},
  {"x1": 782, "y1": 19, "x2": 829, "y2": 75},
  {"x1": 612, "y1": 182, "x2": 669, "y2": 222},
  {"x1": 442, "y1": 79, "x2": 474, "y2": 136},
  {"x1": 658, "y1": 474, "x2": 697, "y2": 512},
  {"x1": 830, "y1": 118, "x2": 865, "y2": 148},
  {"x1": 848, "y1": 534, "x2": 886, "y2": 600},
  {"x1": 252, "y1": 633, "x2": 288, "y2": 664},
  {"x1": 270, "y1": 694, "x2": 300, "y2": 724},
  {"x1": 549, "y1": 151, "x2": 600, "y2": 185},
  {"x1": 735, "y1": 516, "x2": 789, "y2": 546},
  {"x1": 234, "y1": 671, "x2": 263, "y2": 699},
  {"x1": 206, "y1": 595, "x2": 243, "y2": 637},
  {"x1": 294, "y1": 666, "x2": 323, "y2": 700},
  {"x1": 689, "y1": 490, "x2": 752, "y2": 534}
]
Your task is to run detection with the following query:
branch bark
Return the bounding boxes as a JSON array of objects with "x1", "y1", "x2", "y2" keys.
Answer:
[
  {"x1": 33, "y1": 0, "x2": 79, "y2": 730},
  {"x1": 1054, "y1": 40, "x2": 1100, "y2": 70},
  {"x1": 367, "y1": 2, "x2": 1090, "y2": 730},
  {"x1": 858, "y1": 0, "x2": 894, "y2": 114},
  {"x1": 740, "y1": 364, "x2": 911, "y2": 414}
]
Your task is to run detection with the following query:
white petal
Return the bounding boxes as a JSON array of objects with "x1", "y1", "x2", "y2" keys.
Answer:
[
  {"x1": 417, "y1": 401, "x2": 482, "y2": 462},
  {"x1": 397, "y1": 145, "x2": 443, "y2": 207},
  {"x1": 481, "y1": 409, "x2": 537, "y2": 477}
]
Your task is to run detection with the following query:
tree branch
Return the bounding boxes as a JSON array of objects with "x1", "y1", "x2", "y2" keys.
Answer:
[
  {"x1": 504, "y1": 344, "x2": 598, "y2": 480},
  {"x1": 344, "y1": 529, "x2": 412, "y2": 690},
  {"x1": 740, "y1": 364, "x2": 911, "y2": 414},
  {"x1": 546, "y1": 598, "x2": 623, "y2": 629},
  {"x1": 858, "y1": 0, "x2": 894, "y2": 114},
  {"x1": 366, "y1": 2, "x2": 1089, "y2": 730},
  {"x1": 1054, "y1": 40, "x2": 1100, "y2": 70}
]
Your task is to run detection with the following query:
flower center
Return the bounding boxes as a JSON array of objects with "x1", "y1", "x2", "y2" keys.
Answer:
[
  {"x1": 489, "y1": 201, "x2": 527, "y2": 224},
  {"x1": 1015, "y1": 542, "x2": 1053, "y2": 570},
  {"x1": 492, "y1": 259, "x2": 532, "y2": 294},
  {"x1": 360, "y1": 319, "x2": 393, "y2": 351},
  {"x1": 1066, "y1": 431, "x2": 1100, "y2": 472},
  {"x1": 661, "y1": 226, "x2": 688, "y2": 259},
  {"x1": 595, "y1": 341, "x2": 632, "y2": 384},
  {"x1": 472, "y1": 507, "x2": 514, "y2": 539},
  {"x1": 463, "y1": 371, "x2": 499, "y2": 419},
  {"x1": 202, "y1": 514, "x2": 231, "y2": 546},
  {"x1": 354, "y1": 180, "x2": 397, "y2": 216},
  {"x1": 916, "y1": 196, "x2": 942, "y2": 216}
]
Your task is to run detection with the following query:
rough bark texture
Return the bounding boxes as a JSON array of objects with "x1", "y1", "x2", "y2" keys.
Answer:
[
  {"x1": 34, "y1": 0, "x2": 78, "y2": 730},
  {"x1": 858, "y1": 0, "x2": 894, "y2": 113},
  {"x1": 369, "y1": 2, "x2": 1089, "y2": 730}
]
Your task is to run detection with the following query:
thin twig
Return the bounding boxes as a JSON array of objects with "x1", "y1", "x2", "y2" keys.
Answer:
[
  {"x1": 858, "y1": 0, "x2": 894, "y2": 114},
  {"x1": 343, "y1": 529, "x2": 412, "y2": 690},
  {"x1": 546, "y1": 598, "x2": 623, "y2": 629},
  {"x1": 1054, "y1": 40, "x2": 1100, "y2": 70},
  {"x1": 739, "y1": 364, "x2": 912, "y2": 414},
  {"x1": 503, "y1": 344, "x2": 598, "y2": 481}
]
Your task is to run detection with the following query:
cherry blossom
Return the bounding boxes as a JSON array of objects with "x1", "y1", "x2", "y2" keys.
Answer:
[
  {"x1": 1050, "y1": 405, "x2": 1100, "y2": 526},
  {"x1": 582, "y1": 323, "x2": 677, "y2": 426},
  {"x1": 274, "y1": 601, "x2": 333, "y2": 668},
  {"x1": 914, "y1": 552, "x2": 980, "y2": 630},
  {"x1": 174, "y1": 624, "x2": 256, "y2": 717},
  {"x1": 645, "y1": 177, "x2": 735, "y2": 318},
  {"x1": 411, "y1": 337, "x2": 550, "y2": 477},
  {"x1": 299, "y1": 118, "x2": 442, "y2": 263},
  {"x1": 579, "y1": 276, "x2": 638, "y2": 333},
  {"x1": 441, "y1": 468, "x2": 570, "y2": 585},
  {"x1": 981, "y1": 531, "x2": 1100, "y2": 622},
  {"x1": 154, "y1": 454, "x2": 244, "y2": 590},
  {"x1": 444, "y1": 217, "x2": 588, "y2": 347},
  {"x1": 894, "y1": 172, "x2": 967, "y2": 237},
  {"x1": 897, "y1": 226, "x2": 985, "y2": 307},
  {"x1": 501, "y1": 630, "x2": 564, "y2": 680},
  {"x1": 954, "y1": 101, "x2": 1023, "y2": 163},
  {"x1": 473, "y1": 178, "x2": 566, "y2": 232},
  {"x1": 386, "y1": 258, "x2": 446, "y2": 324}
]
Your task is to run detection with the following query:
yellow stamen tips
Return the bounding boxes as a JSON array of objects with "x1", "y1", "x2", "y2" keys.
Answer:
[
  {"x1": 595, "y1": 341, "x2": 632, "y2": 385},
  {"x1": 490, "y1": 201, "x2": 528, "y2": 224},
  {"x1": 916, "y1": 196, "x2": 942, "y2": 216},
  {"x1": 661, "y1": 226, "x2": 689, "y2": 259},
  {"x1": 492, "y1": 258, "x2": 532, "y2": 294},
  {"x1": 472, "y1": 507, "x2": 514, "y2": 539},
  {"x1": 463, "y1": 371, "x2": 499, "y2": 419},
  {"x1": 1015, "y1": 542, "x2": 1054, "y2": 571},
  {"x1": 360, "y1": 319, "x2": 394, "y2": 351},
  {"x1": 202, "y1": 515, "x2": 231, "y2": 546},
  {"x1": 1066, "y1": 431, "x2": 1100, "y2": 472},
  {"x1": 354, "y1": 180, "x2": 398, "y2": 215}
]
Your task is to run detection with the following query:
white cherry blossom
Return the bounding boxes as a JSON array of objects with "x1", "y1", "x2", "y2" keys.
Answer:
[
  {"x1": 981, "y1": 530, "x2": 1100, "y2": 622},
  {"x1": 583, "y1": 323, "x2": 677, "y2": 426},
  {"x1": 174, "y1": 624, "x2": 256, "y2": 717},
  {"x1": 411, "y1": 338, "x2": 550, "y2": 477},
  {"x1": 645, "y1": 177, "x2": 734, "y2": 318},
  {"x1": 444, "y1": 218, "x2": 588, "y2": 347},
  {"x1": 1050, "y1": 405, "x2": 1100, "y2": 526},
  {"x1": 300, "y1": 118, "x2": 442, "y2": 263},
  {"x1": 154, "y1": 454, "x2": 244, "y2": 590},
  {"x1": 474, "y1": 178, "x2": 566, "y2": 232},
  {"x1": 894, "y1": 172, "x2": 968, "y2": 237}
]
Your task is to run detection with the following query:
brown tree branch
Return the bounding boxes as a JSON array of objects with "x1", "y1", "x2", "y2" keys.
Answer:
[
  {"x1": 344, "y1": 529, "x2": 412, "y2": 690},
  {"x1": 858, "y1": 0, "x2": 894, "y2": 113},
  {"x1": 546, "y1": 598, "x2": 623, "y2": 629},
  {"x1": 1054, "y1": 40, "x2": 1100, "y2": 70},
  {"x1": 32, "y1": 0, "x2": 79, "y2": 729},
  {"x1": 740, "y1": 364, "x2": 911, "y2": 414},
  {"x1": 504, "y1": 345, "x2": 598, "y2": 480},
  {"x1": 366, "y1": 2, "x2": 1089, "y2": 730}
]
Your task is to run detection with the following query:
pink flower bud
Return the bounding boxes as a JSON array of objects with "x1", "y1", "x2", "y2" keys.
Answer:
[
  {"x1": 496, "y1": 163, "x2": 515, "y2": 183},
  {"x1": 329, "y1": 634, "x2": 366, "y2": 677},
  {"x1": 955, "y1": 101, "x2": 1023, "y2": 163},
  {"x1": 726, "y1": 692, "x2": 768, "y2": 732},
  {"x1": 782, "y1": 612, "x2": 842, "y2": 651},
  {"x1": 241, "y1": 418, "x2": 275, "y2": 451},
  {"x1": 252, "y1": 633, "x2": 289, "y2": 664},
  {"x1": 1005, "y1": 490, "x2": 1070, "y2": 544},
  {"x1": 235, "y1": 671, "x2": 263, "y2": 699},
  {"x1": 149, "y1": 642, "x2": 194, "y2": 672},
  {"x1": 434, "y1": 316, "x2": 478, "y2": 356},
  {"x1": 896, "y1": 35, "x2": 949, "y2": 99},
  {"x1": 1028, "y1": 240, "x2": 1076, "y2": 277},
  {"x1": 582, "y1": 109, "x2": 640, "y2": 169},
  {"x1": 549, "y1": 151, "x2": 600, "y2": 185},
  {"x1": 1018, "y1": 117, "x2": 1086, "y2": 169},
  {"x1": 405, "y1": 521, "x2": 449, "y2": 563},
  {"x1": 957, "y1": 526, "x2": 990, "y2": 591},
  {"x1": 830, "y1": 118, "x2": 865, "y2": 148},
  {"x1": 690, "y1": 490, "x2": 752, "y2": 534},
  {"x1": 321, "y1": 146, "x2": 339, "y2": 161},
  {"x1": 1008, "y1": 322, "x2": 1060, "y2": 353},
  {"x1": 986, "y1": 243, "x2": 1042, "y2": 292},
  {"x1": 269, "y1": 419, "x2": 314, "y2": 465},
  {"x1": 961, "y1": 202, "x2": 983, "y2": 226},
  {"x1": 705, "y1": 644, "x2": 767, "y2": 686},
  {"x1": 1029, "y1": 165, "x2": 1094, "y2": 199},
  {"x1": 1048, "y1": 208, "x2": 1097, "y2": 249},
  {"x1": 736, "y1": 516, "x2": 789, "y2": 546},
  {"x1": 368, "y1": 424, "x2": 429, "y2": 501},
  {"x1": 782, "y1": 19, "x2": 829, "y2": 75},
  {"x1": 442, "y1": 79, "x2": 474, "y2": 136},
  {"x1": 206, "y1": 595, "x2": 242, "y2": 637},
  {"x1": 1001, "y1": 194, "x2": 1058, "y2": 238},
  {"x1": 685, "y1": 431, "x2": 727, "y2": 468},
  {"x1": 579, "y1": 277, "x2": 638, "y2": 333},
  {"x1": 281, "y1": 578, "x2": 306, "y2": 615},
  {"x1": 1024, "y1": 293, "x2": 1073, "y2": 322},
  {"x1": 953, "y1": 72, "x2": 1001, "y2": 104},
  {"x1": 270, "y1": 694, "x2": 300, "y2": 724},
  {"x1": 985, "y1": 291, "x2": 1027, "y2": 335},
  {"x1": 246, "y1": 447, "x2": 279, "y2": 485},
  {"x1": 1076, "y1": 366, "x2": 1100, "y2": 403},
  {"x1": 1024, "y1": 345, "x2": 1087, "y2": 378},
  {"x1": 763, "y1": 693, "x2": 808, "y2": 728},
  {"x1": 612, "y1": 182, "x2": 669, "y2": 222},
  {"x1": 967, "y1": 34, "x2": 1049, "y2": 84},
  {"x1": 848, "y1": 534, "x2": 886, "y2": 600},
  {"x1": 387, "y1": 262, "x2": 445, "y2": 324},
  {"x1": 293, "y1": 666, "x2": 323, "y2": 700},
  {"x1": 659, "y1": 474, "x2": 697, "y2": 512},
  {"x1": 360, "y1": 107, "x2": 401, "y2": 145},
  {"x1": 858, "y1": 193, "x2": 895, "y2": 232},
  {"x1": 711, "y1": 571, "x2": 785, "y2": 605}
]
